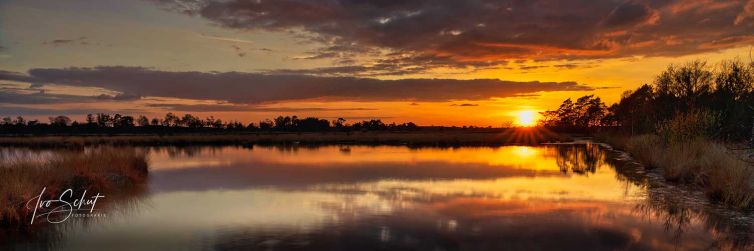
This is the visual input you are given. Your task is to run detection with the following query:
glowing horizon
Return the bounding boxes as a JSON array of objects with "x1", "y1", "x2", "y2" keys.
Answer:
[{"x1": 2, "y1": 0, "x2": 754, "y2": 126}]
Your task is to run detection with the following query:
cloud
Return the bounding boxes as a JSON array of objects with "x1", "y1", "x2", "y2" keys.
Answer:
[
  {"x1": 230, "y1": 45, "x2": 246, "y2": 57},
  {"x1": 50, "y1": 39, "x2": 74, "y2": 45},
  {"x1": 519, "y1": 65, "x2": 548, "y2": 71},
  {"x1": 2, "y1": 66, "x2": 593, "y2": 104},
  {"x1": 736, "y1": 0, "x2": 754, "y2": 25},
  {"x1": 200, "y1": 34, "x2": 255, "y2": 44},
  {"x1": 151, "y1": 0, "x2": 754, "y2": 68},
  {"x1": 96, "y1": 93, "x2": 142, "y2": 101},
  {"x1": 44, "y1": 37, "x2": 89, "y2": 46},
  {"x1": 603, "y1": 1, "x2": 658, "y2": 28},
  {"x1": 451, "y1": 103, "x2": 479, "y2": 107},
  {"x1": 0, "y1": 90, "x2": 118, "y2": 104},
  {"x1": 0, "y1": 70, "x2": 37, "y2": 82},
  {"x1": 0, "y1": 105, "x2": 144, "y2": 117},
  {"x1": 275, "y1": 53, "x2": 501, "y2": 76},
  {"x1": 146, "y1": 103, "x2": 377, "y2": 112}
]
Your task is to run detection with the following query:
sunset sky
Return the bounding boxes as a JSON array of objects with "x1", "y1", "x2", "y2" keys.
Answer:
[{"x1": 1, "y1": 0, "x2": 753, "y2": 126}]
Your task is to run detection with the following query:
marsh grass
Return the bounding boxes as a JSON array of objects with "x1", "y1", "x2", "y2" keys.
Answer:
[
  {"x1": 0, "y1": 147, "x2": 148, "y2": 226},
  {"x1": 601, "y1": 133, "x2": 754, "y2": 209}
]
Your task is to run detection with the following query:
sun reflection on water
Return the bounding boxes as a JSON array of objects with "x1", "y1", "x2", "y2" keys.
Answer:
[{"x1": 8, "y1": 144, "x2": 753, "y2": 250}]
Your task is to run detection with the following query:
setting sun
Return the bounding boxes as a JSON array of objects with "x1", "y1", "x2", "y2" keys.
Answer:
[{"x1": 516, "y1": 110, "x2": 537, "y2": 127}]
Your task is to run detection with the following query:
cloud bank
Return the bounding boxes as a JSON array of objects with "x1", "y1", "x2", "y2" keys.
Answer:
[
  {"x1": 1, "y1": 66, "x2": 593, "y2": 104},
  {"x1": 152, "y1": 0, "x2": 754, "y2": 69}
]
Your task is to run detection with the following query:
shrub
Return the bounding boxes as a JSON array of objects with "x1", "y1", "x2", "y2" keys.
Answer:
[{"x1": 656, "y1": 109, "x2": 721, "y2": 143}]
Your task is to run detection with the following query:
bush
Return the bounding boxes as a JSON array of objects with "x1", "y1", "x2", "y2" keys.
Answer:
[{"x1": 656, "y1": 110, "x2": 721, "y2": 143}]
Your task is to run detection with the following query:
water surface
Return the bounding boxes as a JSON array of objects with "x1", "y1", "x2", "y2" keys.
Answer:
[{"x1": 5, "y1": 144, "x2": 753, "y2": 250}]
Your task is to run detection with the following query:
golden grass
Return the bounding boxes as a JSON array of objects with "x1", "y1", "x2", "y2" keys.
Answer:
[
  {"x1": 601, "y1": 134, "x2": 754, "y2": 209},
  {"x1": 0, "y1": 147, "x2": 148, "y2": 225}
]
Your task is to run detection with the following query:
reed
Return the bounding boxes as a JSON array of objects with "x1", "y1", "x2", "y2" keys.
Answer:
[
  {"x1": 601, "y1": 134, "x2": 754, "y2": 209},
  {"x1": 0, "y1": 147, "x2": 148, "y2": 225}
]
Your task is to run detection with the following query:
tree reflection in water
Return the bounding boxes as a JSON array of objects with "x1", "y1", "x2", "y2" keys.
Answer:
[
  {"x1": 554, "y1": 143, "x2": 606, "y2": 175},
  {"x1": 3, "y1": 144, "x2": 754, "y2": 250}
]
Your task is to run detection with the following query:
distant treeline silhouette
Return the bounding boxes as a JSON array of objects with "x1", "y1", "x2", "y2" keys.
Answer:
[
  {"x1": 541, "y1": 58, "x2": 754, "y2": 141},
  {"x1": 0, "y1": 113, "x2": 418, "y2": 135}
]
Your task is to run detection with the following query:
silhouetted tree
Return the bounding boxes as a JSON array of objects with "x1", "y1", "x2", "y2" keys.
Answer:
[
  {"x1": 259, "y1": 119, "x2": 273, "y2": 130},
  {"x1": 86, "y1": 114, "x2": 95, "y2": 125},
  {"x1": 96, "y1": 113, "x2": 111, "y2": 127},
  {"x1": 49, "y1": 116, "x2": 71, "y2": 127},
  {"x1": 540, "y1": 95, "x2": 608, "y2": 131},
  {"x1": 163, "y1": 112, "x2": 179, "y2": 127},
  {"x1": 137, "y1": 116, "x2": 150, "y2": 127},
  {"x1": 1, "y1": 113, "x2": 421, "y2": 135}
]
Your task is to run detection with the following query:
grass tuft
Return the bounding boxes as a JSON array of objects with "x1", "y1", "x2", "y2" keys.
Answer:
[
  {"x1": 602, "y1": 134, "x2": 754, "y2": 209},
  {"x1": 0, "y1": 147, "x2": 148, "y2": 226}
]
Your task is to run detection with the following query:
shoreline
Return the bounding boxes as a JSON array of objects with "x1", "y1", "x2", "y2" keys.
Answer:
[
  {"x1": 0, "y1": 130, "x2": 572, "y2": 148},
  {"x1": 595, "y1": 134, "x2": 754, "y2": 210}
]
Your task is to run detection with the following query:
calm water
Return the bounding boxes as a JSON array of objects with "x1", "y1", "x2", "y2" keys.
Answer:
[{"x1": 4, "y1": 143, "x2": 754, "y2": 250}]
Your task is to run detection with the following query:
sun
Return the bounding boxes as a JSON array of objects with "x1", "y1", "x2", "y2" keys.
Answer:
[{"x1": 515, "y1": 110, "x2": 537, "y2": 127}]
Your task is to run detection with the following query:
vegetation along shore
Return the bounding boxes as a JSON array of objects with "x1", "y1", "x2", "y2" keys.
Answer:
[
  {"x1": 2, "y1": 57, "x2": 754, "y2": 210},
  {"x1": 541, "y1": 58, "x2": 754, "y2": 209},
  {"x1": 0, "y1": 147, "x2": 148, "y2": 227},
  {"x1": 0, "y1": 115, "x2": 569, "y2": 147}
]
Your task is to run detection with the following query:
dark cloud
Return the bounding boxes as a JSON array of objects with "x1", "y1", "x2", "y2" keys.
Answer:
[
  {"x1": 146, "y1": 103, "x2": 376, "y2": 112},
  {"x1": 276, "y1": 53, "x2": 501, "y2": 76},
  {"x1": 50, "y1": 39, "x2": 74, "y2": 46},
  {"x1": 451, "y1": 103, "x2": 479, "y2": 107},
  {"x1": 151, "y1": 0, "x2": 754, "y2": 69},
  {"x1": 603, "y1": 2, "x2": 657, "y2": 28},
  {"x1": 736, "y1": 0, "x2": 754, "y2": 25},
  {"x1": 554, "y1": 63, "x2": 582, "y2": 69},
  {"x1": 44, "y1": 37, "x2": 89, "y2": 46},
  {"x1": 2, "y1": 66, "x2": 593, "y2": 104},
  {"x1": 0, "y1": 70, "x2": 37, "y2": 82},
  {"x1": 0, "y1": 91, "x2": 118, "y2": 104},
  {"x1": 519, "y1": 65, "x2": 548, "y2": 71},
  {"x1": 0, "y1": 106, "x2": 144, "y2": 117}
]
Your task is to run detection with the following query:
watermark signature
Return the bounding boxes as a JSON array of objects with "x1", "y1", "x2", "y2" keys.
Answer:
[{"x1": 25, "y1": 187, "x2": 106, "y2": 224}]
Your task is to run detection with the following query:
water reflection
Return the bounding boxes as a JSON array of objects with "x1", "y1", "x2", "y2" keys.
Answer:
[
  {"x1": 554, "y1": 143, "x2": 606, "y2": 175},
  {"x1": 3, "y1": 144, "x2": 753, "y2": 250},
  {"x1": 605, "y1": 149, "x2": 754, "y2": 250}
]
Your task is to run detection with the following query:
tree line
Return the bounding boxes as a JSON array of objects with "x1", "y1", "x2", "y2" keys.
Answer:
[
  {"x1": 541, "y1": 58, "x2": 754, "y2": 141},
  {"x1": 0, "y1": 113, "x2": 418, "y2": 134}
]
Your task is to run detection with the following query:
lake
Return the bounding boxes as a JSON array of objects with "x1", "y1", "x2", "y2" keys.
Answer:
[{"x1": 3, "y1": 143, "x2": 753, "y2": 250}]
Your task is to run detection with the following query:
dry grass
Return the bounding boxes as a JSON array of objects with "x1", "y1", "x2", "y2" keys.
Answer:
[
  {"x1": 0, "y1": 147, "x2": 148, "y2": 225},
  {"x1": 624, "y1": 135, "x2": 665, "y2": 169},
  {"x1": 0, "y1": 129, "x2": 570, "y2": 148},
  {"x1": 602, "y1": 134, "x2": 754, "y2": 209}
]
